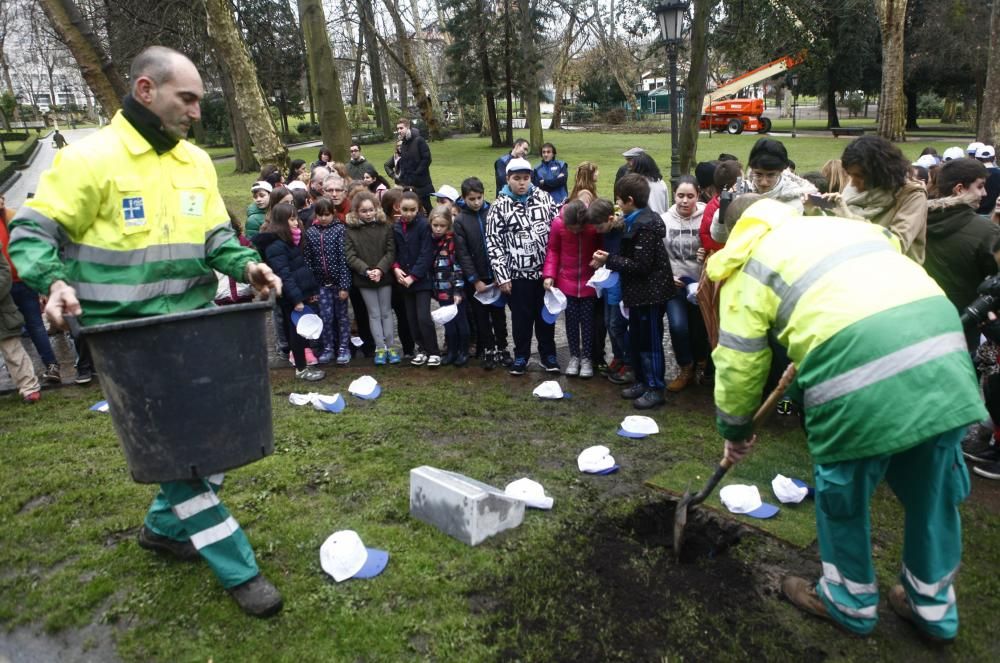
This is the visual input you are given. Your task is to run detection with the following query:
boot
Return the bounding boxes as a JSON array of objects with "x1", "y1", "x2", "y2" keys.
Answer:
[
  {"x1": 137, "y1": 526, "x2": 200, "y2": 561},
  {"x1": 229, "y1": 574, "x2": 284, "y2": 618},
  {"x1": 667, "y1": 364, "x2": 694, "y2": 393},
  {"x1": 453, "y1": 351, "x2": 469, "y2": 367},
  {"x1": 621, "y1": 383, "x2": 646, "y2": 400},
  {"x1": 634, "y1": 389, "x2": 665, "y2": 409},
  {"x1": 888, "y1": 585, "x2": 955, "y2": 644},
  {"x1": 482, "y1": 348, "x2": 496, "y2": 370}
]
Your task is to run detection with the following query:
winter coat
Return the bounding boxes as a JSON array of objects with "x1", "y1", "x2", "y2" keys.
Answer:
[
  {"x1": 431, "y1": 233, "x2": 464, "y2": 302},
  {"x1": 599, "y1": 216, "x2": 624, "y2": 306},
  {"x1": 346, "y1": 157, "x2": 369, "y2": 181},
  {"x1": 246, "y1": 203, "x2": 266, "y2": 239},
  {"x1": 398, "y1": 128, "x2": 433, "y2": 191},
  {"x1": 533, "y1": 159, "x2": 569, "y2": 205},
  {"x1": 647, "y1": 179, "x2": 670, "y2": 215},
  {"x1": 542, "y1": 214, "x2": 601, "y2": 298},
  {"x1": 302, "y1": 221, "x2": 351, "y2": 290},
  {"x1": 252, "y1": 231, "x2": 318, "y2": 306},
  {"x1": 494, "y1": 153, "x2": 515, "y2": 195},
  {"x1": 393, "y1": 214, "x2": 434, "y2": 292},
  {"x1": 454, "y1": 202, "x2": 495, "y2": 285},
  {"x1": 384, "y1": 154, "x2": 401, "y2": 183},
  {"x1": 344, "y1": 213, "x2": 395, "y2": 288},
  {"x1": 859, "y1": 180, "x2": 928, "y2": 264},
  {"x1": 0, "y1": 248, "x2": 25, "y2": 339},
  {"x1": 486, "y1": 185, "x2": 557, "y2": 284},
  {"x1": 662, "y1": 201, "x2": 708, "y2": 281},
  {"x1": 979, "y1": 166, "x2": 1000, "y2": 216},
  {"x1": 924, "y1": 193, "x2": 1000, "y2": 314},
  {"x1": 755, "y1": 169, "x2": 817, "y2": 212},
  {"x1": 699, "y1": 196, "x2": 725, "y2": 251},
  {"x1": 606, "y1": 207, "x2": 676, "y2": 307}
]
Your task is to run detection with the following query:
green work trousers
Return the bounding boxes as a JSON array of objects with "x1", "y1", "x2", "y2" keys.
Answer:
[
  {"x1": 144, "y1": 473, "x2": 259, "y2": 589},
  {"x1": 813, "y1": 426, "x2": 969, "y2": 639}
]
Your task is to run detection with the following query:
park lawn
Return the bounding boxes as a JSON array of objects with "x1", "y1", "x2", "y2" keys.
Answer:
[
  {"x1": 2, "y1": 361, "x2": 999, "y2": 661},
  {"x1": 215, "y1": 130, "x2": 952, "y2": 214}
]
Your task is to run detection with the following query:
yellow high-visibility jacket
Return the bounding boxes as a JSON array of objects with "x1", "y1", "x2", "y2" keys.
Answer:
[{"x1": 708, "y1": 199, "x2": 984, "y2": 464}]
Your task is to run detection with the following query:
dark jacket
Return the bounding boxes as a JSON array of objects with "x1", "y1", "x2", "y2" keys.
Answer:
[
  {"x1": 252, "y1": 232, "x2": 319, "y2": 306},
  {"x1": 398, "y1": 128, "x2": 433, "y2": 191},
  {"x1": 346, "y1": 157, "x2": 369, "y2": 181},
  {"x1": 384, "y1": 153, "x2": 401, "y2": 183},
  {"x1": 432, "y1": 233, "x2": 464, "y2": 302},
  {"x1": 393, "y1": 214, "x2": 434, "y2": 292},
  {"x1": 485, "y1": 185, "x2": 557, "y2": 284},
  {"x1": 302, "y1": 222, "x2": 351, "y2": 290},
  {"x1": 344, "y1": 212, "x2": 395, "y2": 288},
  {"x1": 979, "y1": 166, "x2": 1000, "y2": 216},
  {"x1": 533, "y1": 159, "x2": 569, "y2": 205},
  {"x1": 924, "y1": 194, "x2": 1000, "y2": 313},
  {"x1": 606, "y1": 207, "x2": 675, "y2": 307},
  {"x1": 494, "y1": 153, "x2": 514, "y2": 196},
  {"x1": 454, "y1": 202, "x2": 494, "y2": 285}
]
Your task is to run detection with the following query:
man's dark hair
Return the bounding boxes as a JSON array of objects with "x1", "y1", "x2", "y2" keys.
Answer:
[
  {"x1": 920, "y1": 147, "x2": 939, "y2": 157},
  {"x1": 615, "y1": 173, "x2": 651, "y2": 208},
  {"x1": 840, "y1": 135, "x2": 910, "y2": 192},
  {"x1": 397, "y1": 118, "x2": 412, "y2": 128},
  {"x1": 540, "y1": 142, "x2": 557, "y2": 156},
  {"x1": 800, "y1": 171, "x2": 829, "y2": 194},
  {"x1": 350, "y1": 144, "x2": 360, "y2": 151},
  {"x1": 630, "y1": 153, "x2": 663, "y2": 182},
  {"x1": 291, "y1": 188, "x2": 309, "y2": 210},
  {"x1": 936, "y1": 158, "x2": 988, "y2": 198},
  {"x1": 513, "y1": 138, "x2": 529, "y2": 149},
  {"x1": 585, "y1": 198, "x2": 615, "y2": 225},
  {"x1": 748, "y1": 139, "x2": 789, "y2": 171},
  {"x1": 129, "y1": 45, "x2": 184, "y2": 87},
  {"x1": 461, "y1": 177, "x2": 485, "y2": 197},
  {"x1": 714, "y1": 160, "x2": 742, "y2": 190},
  {"x1": 718, "y1": 153, "x2": 739, "y2": 162}
]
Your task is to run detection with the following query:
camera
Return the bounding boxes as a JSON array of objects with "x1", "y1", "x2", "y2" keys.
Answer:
[{"x1": 961, "y1": 273, "x2": 1000, "y2": 328}]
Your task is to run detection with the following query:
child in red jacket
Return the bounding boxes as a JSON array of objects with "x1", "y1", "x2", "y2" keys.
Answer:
[{"x1": 542, "y1": 200, "x2": 601, "y2": 378}]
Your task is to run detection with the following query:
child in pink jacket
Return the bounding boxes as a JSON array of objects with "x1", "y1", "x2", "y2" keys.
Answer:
[{"x1": 542, "y1": 200, "x2": 602, "y2": 378}]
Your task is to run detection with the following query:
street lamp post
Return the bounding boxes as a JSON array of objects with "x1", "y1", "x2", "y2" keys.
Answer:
[
  {"x1": 790, "y1": 73, "x2": 799, "y2": 139},
  {"x1": 653, "y1": 1, "x2": 689, "y2": 192}
]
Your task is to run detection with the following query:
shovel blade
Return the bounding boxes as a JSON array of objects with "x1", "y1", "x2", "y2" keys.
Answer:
[{"x1": 673, "y1": 491, "x2": 693, "y2": 558}]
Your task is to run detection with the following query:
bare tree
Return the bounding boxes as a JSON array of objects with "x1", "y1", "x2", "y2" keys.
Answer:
[
  {"x1": 517, "y1": 0, "x2": 543, "y2": 150},
  {"x1": 875, "y1": 0, "x2": 908, "y2": 141},
  {"x1": 358, "y1": 0, "x2": 392, "y2": 138},
  {"x1": 297, "y1": 0, "x2": 352, "y2": 159},
  {"x1": 587, "y1": 0, "x2": 641, "y2": 120},
  {"x1": 678, "y1": 0, "x2": 716, "y2": 174}
]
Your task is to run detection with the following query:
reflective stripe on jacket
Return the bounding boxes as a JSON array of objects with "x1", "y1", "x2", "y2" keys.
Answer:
[
  {"x1": 7, "y1": 111, "x2": 255, "y2": 325},
  {"x1": 707, "y1": 199, "x2": 985, "y2": 463}
]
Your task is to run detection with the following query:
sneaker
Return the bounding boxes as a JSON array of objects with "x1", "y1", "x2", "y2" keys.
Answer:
[
  {"x1": 509, "y1": 357, "x2": 528, "y2": 375},
  {"x1": 388, "y1": 348, "x2": 402, "y2": 364},
  {"x1": 453, "y1": 352, "x2": 469, "y2": 367},
  {"x1": 42, "y1": 363, "x2": 61, "y2": 384},
  {"x1": 228, "y1": 574, "x2": 283, "y2": 618},
  {"x1": 961, "y1": 424, "x2": 996, "y2": 462},
  {"x1": 295, "y1": 367, "x2": 325, "y2": 381},
  {"x1": 541, "y1": 355, "x2": 560, "y2": 373},
  {"x1": 621, "y1": 383, "x2": 646, "y2": 400},
  {"x1": 74, "y1": 367, "x2": 93, "y2": 384},
  {"x1": 781, "y1": 576, "x2": 839, "y2": 627},
  {"x1": 565, "y1": 357, "x2": 580, "y2": 377},
  {"x1": 634, "y1": 389, "x2": 665, "y2": 410},
  {"x1": 374, "y1": 349, "x2": 387, "y2": 366},
  {"x1": 482, "y1": 350, "x2": 496, "y2": 370},
  {"x1": 888, "y1": 584, "x2": 955, "y2": 644},
  {"x1": 410, "y1": 353, "x2": 427, "y2": 366},
  {"x1": 498, "y1": 349, "x2": 514, "y2": 367},
  {"x1": 304, "y1": 348, "x2": 319, "y2": 366},
  {"x1": 579, "y1": 358, "x2": 594, "y2": 379},
  {"x1": 427, "y1": 355, "x2": 442, "y2": 367},
  {"x1": 776, "y1": 398, "x2": 794, "y2": 416},
  {"x1": 607, "y1": 358, "x2": 622, "y2": 374},
  {"x1": 973, "y1": 460, "x2": 1000, "y2": 480},
  {"x1": 595, "y1": 360, "x2": 609, "y2": 375},
  {"x1": 23, "y1": 391, "x2": 41, "y2": 404},
  {"x1": 287, "y1": 352, "x2": 296, "y2": 366},
  {"x1": 336, "y1": 351, "x2": 351, "y2": 365},
  {"x1": 607, "y1": 365, "x2": 630, "y2": 385},
  {"x1": 137, "y1": 525, "x2": 199, "y2": 561},
  {"x1": 317, "y1": 350, "x2": 335, "y2": 365},
  {"x1": 440, "y1": 353, "x2": 455, "y2": 366}
]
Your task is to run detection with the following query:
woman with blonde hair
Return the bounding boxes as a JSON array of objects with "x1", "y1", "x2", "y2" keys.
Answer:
[
  {"x1": 821, "y1": 159, "x2": 848, "y2": 193},
  {"x1": 568, "y1": 161, "x2": 599, "y2": 205}
]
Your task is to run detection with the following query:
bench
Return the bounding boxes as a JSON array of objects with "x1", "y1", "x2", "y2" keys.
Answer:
[{"x1": 831, "y1": 127, "x2": 866, "y2": 138}]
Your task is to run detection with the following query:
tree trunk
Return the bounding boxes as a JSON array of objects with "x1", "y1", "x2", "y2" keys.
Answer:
[
  {"x1": 359, "y1": 0, "x2": 392, "y2": 138},
  {"x1": 517, "y1": 0, "x2": 542, "y2": 151},
  {"x1": 941, "y1": 96, "x2": 957, "y2": 125},
  {"x1": 549, "y1": 12, "x2": 577, "y2": 133},
  {"x1": 980, "y1": 0, "x2": 1000, "y2": 144},
  {"x1": 409, "y1": 0, "x2": 443, "y2": 127},
  {"x1": 352, "y1": 29, "x2": 365, "y2": 110},
  {"x1": 35, "y1": 0, "x2": 127, "y2": 118},
  {"x1": 475, "y1": 0, "x2": 502, "y2": 146},
  {"x1": 205, "y1": 0, "x2": 287, "y2": 167},
  {"x1": 503, "y1": 0, "x2": 513, "y2": 145},
  {"x1": 875, "y1": 0, "x2": 908, "y2": 141},
  {"x1": 905, "y1": 86, "x2": 920, "y2": 131},
  {"x1": 297, "y1": 0, "x2": 352, "y2": 160},
  {"x1": 678, "y1": 0, "x2": 714, "y2": 175},
  {"x1": 217, "y1": 58, "x2": 258, "y2": 172},
  {"x1": 825, "y1": 80, "x2": 840, "y2": 129}
]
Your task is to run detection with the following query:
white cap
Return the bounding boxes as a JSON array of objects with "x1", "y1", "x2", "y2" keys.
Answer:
[
  {"x1": 976, "y1": 145, "x2": 996, "y2": 160},
  {"x1": 348, "y1": 375, "x2": 381, "y2": 400},
  {"x1": 622, "y1": 147, "x2": 645, "y2": 158},
  {"x1": 432, "y1": 185, "x2": 460, "y2": 202},
  {"x1": 311, "y1": 393, "x2": 345, "y2": 413},
  {"x1": 577, "y1": 445, "x2": 619, "y2": 474},
  {"x1": 771, "y1": 474, "x2": 808, "y2": 504},
  {"x1": 587, "y1": 267, "x2": 619, "y2": 290},
  {"x1": 618, "y1": 415, "x2": 659, "y2": 438},
  {"x1": 287, "y1": 180, "x2": 308, "y2": 192},
  {"x1": 474, "y1": 284, "x2": 501, "y2": 305},
  {"x1": 942, "y1": 146, "x2": 966, "y2": 161},
  {"x1": 913, "y1": 154, "x2": 938, "y2": 169},
  {"x1": 319, "y1": 530, "x2": 389, "y2": 582},
  {"x1": 719, "y1": 484, "x2": 780, "y2": 518},
  {"x1": 532, "y1": 380, "x2": 564, "y2": 399},
  {"x1": 543, "y1": 287, "x2": 567, "y2": 315},
  {"x1": 294, "y1": 311, "x2": 323, "y2": 340},
  {"x1": 251, "y1": 180, "x2": 273, "y2": 193},
  {"x1": 506, "y1": 157, "x2": 533, "y2": 174},
  {"x1": 967, "y1": 141, "x2": 985, "y2": 155},
  {"x1": 431, "y1": 303, "x2": 459, "y2": 326},
  {"x1": 504, "y1": 478, "x2": 554, "y2": 509}
]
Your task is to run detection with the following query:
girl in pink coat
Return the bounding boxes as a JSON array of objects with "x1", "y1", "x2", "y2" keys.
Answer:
[{"x1": 542, "y1": 200, "x2": 602, "y2": 378}]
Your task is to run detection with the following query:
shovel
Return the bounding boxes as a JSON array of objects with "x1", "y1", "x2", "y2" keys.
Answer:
[{"x1": 673, "y1": 363, "x2": 797, "y2": 559}]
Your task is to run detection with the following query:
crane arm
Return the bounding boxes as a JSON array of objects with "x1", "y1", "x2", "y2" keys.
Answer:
[{"x1": 702, "y1": 52, "x2": 806, "y2": 112}]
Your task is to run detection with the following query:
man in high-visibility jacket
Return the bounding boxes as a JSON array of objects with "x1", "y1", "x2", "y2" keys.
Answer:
[
  {"x1": 708, "y1": 196, "x2": 984, "y2": 642},
  {"x1": 7, "y1": 46, "x2": 284, "y2": 618}
]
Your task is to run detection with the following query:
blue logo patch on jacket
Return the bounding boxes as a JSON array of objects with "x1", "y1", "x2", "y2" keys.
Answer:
[{"x1": 122, "y1": 197, "x2": 146, "y2": 226}]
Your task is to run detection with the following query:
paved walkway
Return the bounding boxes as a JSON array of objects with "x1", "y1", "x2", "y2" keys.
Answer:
[{"x1": 3, "y1": 128, "x2": 97, "y2": 209}]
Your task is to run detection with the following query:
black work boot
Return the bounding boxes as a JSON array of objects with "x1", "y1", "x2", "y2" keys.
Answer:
[
  {"x1": 229, "y1": 574, "x2": 284, "y2": 618},
  {"x1": 621, "y1": 383, "x2": 646, "y2": 399},
  {"x1": 634, "y1": 389, "x2": 665, "y2": 409},
  {"x1": 137, "y1": 525, "x2": 200, "y2": 561}
]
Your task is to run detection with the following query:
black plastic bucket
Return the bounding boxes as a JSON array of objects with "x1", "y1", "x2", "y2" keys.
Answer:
[{"x1": 75, "y1": 298, "x2": 275, "y2": 484}]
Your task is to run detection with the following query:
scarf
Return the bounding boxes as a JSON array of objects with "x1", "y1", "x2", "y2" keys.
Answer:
[
  {"x1": 501, "y1": 184, "x2": 534, "y2": 204},
  {"x1": 121, "y1": 94, "x2": 179, "y2": 155},
  {"x1": 841, "y1": 184, "x2": 896, "y2": 221}
]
